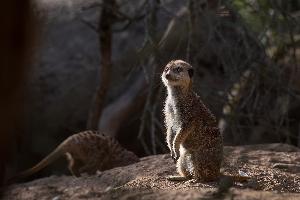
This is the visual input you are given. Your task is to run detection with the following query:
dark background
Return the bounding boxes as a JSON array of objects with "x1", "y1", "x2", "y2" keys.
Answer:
[{"x1": 1, "y1": 0, "x2": 299, "y2": 183}]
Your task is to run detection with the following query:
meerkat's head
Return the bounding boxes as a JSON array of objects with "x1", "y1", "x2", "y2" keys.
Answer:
[{"x1": 161, "y1": 60, "x2": 194, "y2": 88}]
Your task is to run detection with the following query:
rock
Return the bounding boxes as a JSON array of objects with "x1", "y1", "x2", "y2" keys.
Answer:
[{"x1": 3, "y1": 144, "x2": 300, "y2": 199}]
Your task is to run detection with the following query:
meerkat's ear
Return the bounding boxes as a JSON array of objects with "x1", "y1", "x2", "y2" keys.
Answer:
[{"x1": 188, "y1": 68, "x2": 194, "y2": 78}]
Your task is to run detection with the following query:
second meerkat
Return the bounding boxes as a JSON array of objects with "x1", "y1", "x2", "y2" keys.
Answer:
[
  {"x1": 7, "y1": 131, "x2": 139, "y2": 183},
  {"x1": 162, "y1": 60, "x2": 223, "y2": 182}
]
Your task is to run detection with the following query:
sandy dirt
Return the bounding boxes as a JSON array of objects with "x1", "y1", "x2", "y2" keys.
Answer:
[{"x1": 2, "y1": 143, "x2": 300, "y2": 199}]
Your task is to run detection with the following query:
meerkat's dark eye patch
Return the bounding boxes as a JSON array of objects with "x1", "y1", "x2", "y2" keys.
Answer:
[
  {"x1": 173, "y1": 67, "x2": 183, "y2": 73},
  {"x1": 188, "y1": 68, "x2": 194, "y2": 77}
]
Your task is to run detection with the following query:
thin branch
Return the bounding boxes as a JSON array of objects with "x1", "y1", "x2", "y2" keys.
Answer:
[{"x1": 78, "y1": 17, "x2": 98, "y2": 32}]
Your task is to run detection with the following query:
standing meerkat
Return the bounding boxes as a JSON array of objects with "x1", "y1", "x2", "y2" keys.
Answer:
[
  {"x1": 7, "y1": 130, "x2": 139, "y2": 183},
  {"x1": 162, "y1": 60, "x2": 223, "y2": 182}
]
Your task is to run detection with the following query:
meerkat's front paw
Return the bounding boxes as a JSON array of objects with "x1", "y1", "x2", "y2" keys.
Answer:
[
  {"x1": 170, "y1": 151, "x2": 174, "y2": 158},
  {"x1": 170, "y1": 152, "x2": 176, "y2": 160},
  {"x1": 171, "y1": 155, "x2": 177, "y2": 163},
  {"x1": 173, "y1": 151, "x2": 180, "y2": 161},
  {"x1": 173, "y1": 155, "x2": 179, "y2": 162},
  {"x1": 170, "y1": 154, "x2": 178, "y2": 162}
]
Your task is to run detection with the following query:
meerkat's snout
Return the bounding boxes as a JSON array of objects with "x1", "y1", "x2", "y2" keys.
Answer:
[
  {"x1": 162, "y1": 67, "x2": 179, "y2": 86},
  {"x1": 165, "y1": 73, "x2": 171, "y2": 80}
]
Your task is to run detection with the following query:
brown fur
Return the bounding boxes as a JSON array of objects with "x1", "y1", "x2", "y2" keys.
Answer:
[
  {"x1": 162, "y1": 60, "x2": 223, "y2": 182},
  {"x1": 7, "y1": 131, "x2": 139, "y2": 183}
]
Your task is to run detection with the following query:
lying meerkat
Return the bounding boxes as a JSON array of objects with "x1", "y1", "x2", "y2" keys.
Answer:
[
  {"x1": 162, "y1": 60, "x2": 223, "y2": 182},
  {"x1": 7, "y1": 130, "x2": 139, "y2": 183}
]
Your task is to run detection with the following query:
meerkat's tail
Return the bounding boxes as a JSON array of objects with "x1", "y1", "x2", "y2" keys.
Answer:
[
  {"x1": 229, "y1": 175, "x2": 251, "y2": 182},
  {"x1": 222, "y1": 170, "x2": 251, "y2": 183},
  {"x1": 6, "y1": 143, "x2": 66, "y2": 184}
]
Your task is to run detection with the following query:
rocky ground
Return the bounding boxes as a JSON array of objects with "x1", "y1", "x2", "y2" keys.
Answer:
[{"x1": 3, "y1": 143, "x2": 300, "y2": 200}]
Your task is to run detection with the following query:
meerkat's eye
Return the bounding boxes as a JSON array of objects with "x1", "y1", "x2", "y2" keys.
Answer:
[
  {"x1": 164, "y1": 67, "x2": 169, "y2": 72},
  {"x1": 174, "y1": 67, "x2": 183, "y2": 73}
]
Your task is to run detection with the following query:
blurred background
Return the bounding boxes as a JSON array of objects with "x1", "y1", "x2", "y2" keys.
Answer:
[{"x1": 1, "y1": 0, "x2": 299, "y2": 183}]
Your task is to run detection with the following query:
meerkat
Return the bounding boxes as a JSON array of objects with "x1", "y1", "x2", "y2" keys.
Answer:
[
  {"x1": 7, "y1": 130, "x2": 139, "y2": 183},
  {"x1": 162, "y1": 60, "x2": 223, "y2": 182}
]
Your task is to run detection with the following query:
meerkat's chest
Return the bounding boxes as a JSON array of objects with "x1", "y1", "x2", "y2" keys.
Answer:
[{"x1": 165, "y1": 98, "x2": 184, "y2": 131}]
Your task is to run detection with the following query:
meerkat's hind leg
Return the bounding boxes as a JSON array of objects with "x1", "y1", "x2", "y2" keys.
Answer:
[
  {"x1": 78, "y1": 158, "x2": 100, "y2": 175},
  {"x1": 193, "y1": 150, "x2": 221, "y2": 182},
  {"x1": 167, "y1": 151, "x2": 192, "y2": 182},
  {"x1": 65, "y1": 152, "x2": 82, "y2": 177}
]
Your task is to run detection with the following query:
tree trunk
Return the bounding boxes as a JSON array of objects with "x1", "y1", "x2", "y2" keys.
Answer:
[
  {"x1": 0, "y1": 0, "x2": 35, "y2": 186},
  {"x1": 87, "y1": 0, "x2": 116, "y2": 130}
]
